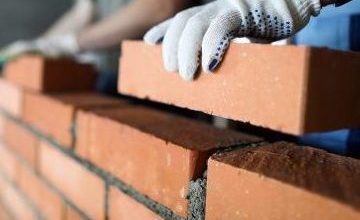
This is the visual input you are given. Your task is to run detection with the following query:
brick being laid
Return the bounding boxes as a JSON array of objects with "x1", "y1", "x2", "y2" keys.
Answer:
[
  {"x1": 23, "y1": 92, "x2": 126, "y2": 147},
  {"x1": 76, "y1": 106, "x2": 261, "y2": 217},
  {"x1": 206, "y1": 142, "x2": 360, "y2": 220},
  {"x1": 119, "y1": 41, "x2": 360, "y2": 135},
  {"x1": 4, "y1": 55, "x2": 96, "y2": 92}
]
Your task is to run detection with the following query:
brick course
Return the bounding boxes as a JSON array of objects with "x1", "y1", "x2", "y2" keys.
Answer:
[
  {"x1": 109, "y1": 186, "x2": 162, "y2": 220},
  {"x1": 0, "y1": 78, "x2": 24, "y2": 117},
  {"x1": 119, "y1": 41, "x2": 360, "y2": 135},
  {"x1": 76, "y1": 106, "x2": 260, "y2": 217},
  {"x1": 4, "y1": 55, "x2": 96, "y2": 92},
  {"x1": 206, "y1": 142, "x2": 360, "y2": 219},
  {"x1": 39, "y1": 141, "x2": 105, "y2": 219},
  {"x1": 23, "y1": 92, "x2": 125, "y2": 147},
  {"x1": 18, "y1": 163, "x2": 65, "y2": 220},
  {"x1": 4, "y1": 119, "x2": 39, "y2": 168}
]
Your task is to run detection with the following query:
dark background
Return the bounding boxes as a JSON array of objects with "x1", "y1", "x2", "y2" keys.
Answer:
[{"x1": 0, "y1": 0, "x2": 72, "y2": 47}]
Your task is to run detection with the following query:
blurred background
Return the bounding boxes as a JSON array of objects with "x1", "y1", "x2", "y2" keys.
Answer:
[{"x1": 0, "y1": 0, "x2": 71, "y2": 47}]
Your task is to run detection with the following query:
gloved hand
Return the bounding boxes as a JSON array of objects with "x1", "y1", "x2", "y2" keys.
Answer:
[
  {"x1": 0, "y1": 40, "x2": 38, "y2": 62},
  {"x1": 34, "y1": 33, "x2": 80, "y2": 57},
  {"x1": 144, "y1": 0, "x2": 321, "y2": 80}
]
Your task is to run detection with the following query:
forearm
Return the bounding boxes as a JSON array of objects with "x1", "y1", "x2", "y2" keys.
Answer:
[
  {"x1": 77, "y1": 0, "x2": 186, "y2": 50},
  {"x1": 320, "y1": 0, "x2": 352, "y2": 6}
]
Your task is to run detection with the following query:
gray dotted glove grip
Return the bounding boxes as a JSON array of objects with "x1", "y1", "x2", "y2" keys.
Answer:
[{"x1": 144, "y1": 0, "x2": 321, "y2": 81}]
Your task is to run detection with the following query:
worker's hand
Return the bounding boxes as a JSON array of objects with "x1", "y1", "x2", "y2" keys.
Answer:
[
  {"x1": 144, "y1": 0, "x2": 321, "y2": 80},
  {"x1": 34, "y1": 33, "x2": 80, "y2": 58},
  {"x1": 0, "y1": 40, "x2": 38, "y2": 62}
]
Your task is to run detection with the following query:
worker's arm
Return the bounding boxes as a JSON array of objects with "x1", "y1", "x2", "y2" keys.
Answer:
[
  {"x1": 77, "y1": 0, "x2": 187, "y2": 50},
  {"x1": 0, "y1": 0, "x2": 188, "y2": 60}
]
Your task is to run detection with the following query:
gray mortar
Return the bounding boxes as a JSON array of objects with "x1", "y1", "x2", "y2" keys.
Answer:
[
  {"x1": 0, "y1": 110, "x2": 267, "y2": 220},
  {"x1": 0, "y1": 169, "x2": 44, "y2": 220},
  {"x1": 1, "y1": 111, "x2": 183, "y2": 220},
  {"x1": 187, "y1": 172, "x2": 207, "y2": 220}
]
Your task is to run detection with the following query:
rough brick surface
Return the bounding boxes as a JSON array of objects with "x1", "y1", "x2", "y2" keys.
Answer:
[
  {"x1": 65, "y1": 206, "x2": 83, "y2": 220},
  {"x1": 23, "y1": 92, "x2": 125, "y2": 147},
  {"x1": 4, "y1": 55, "x2": 96, "y2": 92},
  {"x1": 0, "y1": 176, "x2": 36, "y2": 220},
  {"x1": 119, "y1": 41, "x2": 360, "y2": 134},
  {"x1": 206, "y1": 142, "x2": 360, "y2": 219},
  {"x1": 18, "y1": 163, "x2": 65, "y2": 220},
  {"x1": 76, "y1": 106, "x2": 260, "y2": 217},
  {"x1": 0, "y1": 78, "x2": 24, "y2": 117},
  {"x1": 0, "y1": 142, "x2": 20, "y2": 181},
  {"x1": 109, "y1": 187, "x2": 162, "y2": 220},
  {"x1": 0, "y1": 113, "x2": 4, "y2": 138},
  {"x1": 0, "y1": 202, "x2": 12, "y2": 220},
  {"x1": 4, "y1": 119, "x2": 39, "y2": 168},
  {"x1": 39, "y1": 141, "x2": 105, "y2": 219}
]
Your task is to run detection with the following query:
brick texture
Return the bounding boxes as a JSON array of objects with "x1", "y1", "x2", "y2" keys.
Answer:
[
  {"x1": 0, "y1": 176, "x2": 37, "y2": 220},
  {"x1": 18, "y1": 163, "x2": 65, "y2": 220},
  {"x1": 76, "y1": 106, "x2": 260, "y2": 217},
  {"x1": 23, "y1": 92, "x2": 125, "y2": 147},
  {"x1": 119, "y1": 41, "x2": 360, "y2": 134},
  {"x1": 0, "y1": 113, "x2": 4, "y2": 138},
  {"x1": 0, "y1": 202, "x2": 12, "y2": 220},
  {"x1": 0, "y1": 78, "x2": 24, "y2": 117},
  {"x1": 39, "y1": 141, "x2": 105, "y2": 219},
  {"x1": 4, "y1": 55, "x2": 96, "y2": 92},
  {"x1": 206, "y1": 142, "x2": 360, "y2": 219},
  {"x1": 65, "y1": 206, "x2": 83, "y2": 220},
  {"x1": 0, "y1": 142, "x2": 20, "y2": 181},
  {"x1": 109, "y1": 186, "x2": 162, "y2": 220},
  {"x1": 4, "y1": 119, "x2": 39, "y2": 168}
]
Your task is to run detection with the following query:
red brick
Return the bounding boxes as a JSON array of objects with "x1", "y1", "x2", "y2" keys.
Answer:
[
  {"x1": 0, "y1": 142, "x2": 20, "y2": 181},
  {"x1": 18, "y1": 163, "x2": 65, "y2": 220},
  {"x1": 0, "y1": 113, "x2": 4, "y2": 138},
  {"x1": 76, "y1": 107, "x2": 259, "y2": 217},
  {"x1": 0, "y1": 176, "x2": 37, "y2": 220},
  {"x1": 4, "y1": 55, "x2": 96, "y2": 92},
  {"x1": 65, "y1": 206, "x2": 83, "y2": 220},
  {"x1": 0, "y1": 202, "x2": 12, "y2": 220},
  {"x1": 23, "y1": 92, "x2": 125, "y2": 147},
  {"x1": 109, "y1": 186, "x2": 162, "y2": 220},
  {"x1": 119, "y1": 41, "x2": 360, "y2": 135},
  {"x1": 4, "y1": 119, "x2": 39, "y2": 168},
  {"x1": 206, "y1": 142, "x2": 360, "y2": 219},
  {"x1": 0, "y1": 78, "x2": 24, "y2": 117},
  {"x1": 39, "y1": 141, "x2": 105, "y2": 219}
]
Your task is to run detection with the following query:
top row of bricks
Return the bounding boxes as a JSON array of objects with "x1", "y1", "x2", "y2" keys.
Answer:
[{"x1": 3, "y1": 41, "x2": 360, "y2": 135}]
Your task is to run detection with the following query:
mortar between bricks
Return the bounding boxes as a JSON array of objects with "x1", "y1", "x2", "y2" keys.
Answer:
[
  {"x1": 0, "y1": 110, "x2": 183, "y2": 219},
  {"x1": 75, "y1": 106, "x2": 262, "y2": 217}
]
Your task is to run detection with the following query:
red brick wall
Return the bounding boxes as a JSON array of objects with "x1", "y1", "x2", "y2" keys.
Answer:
[{"x1": 0, "y1": 49, "x2": 359, "y2": 220}]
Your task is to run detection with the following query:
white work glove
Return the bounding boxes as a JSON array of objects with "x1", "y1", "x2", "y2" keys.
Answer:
[
  {"x1": 144, "y1": 0, "x2": 321, "y2": 80},
  {"x1": 0, "y1": 40, "x2": 38, "y2": 62},
  {"x1": 34, "y1": 33, "x2": 80, "y2": 58}
]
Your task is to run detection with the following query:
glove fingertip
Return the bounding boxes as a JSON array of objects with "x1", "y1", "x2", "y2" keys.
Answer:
[
  {"x1": 179, "y1": 65, "x2": 197, "y2": 81},
  {"x1": 203, "y1": 56, "x2": 222, "y2": 73},
  {"x1": 144, "y1": 27, "x2": 165, "y2": 45}
]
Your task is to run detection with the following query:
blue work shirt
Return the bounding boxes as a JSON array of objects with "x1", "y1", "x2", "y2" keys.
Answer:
[{"x1": 294, "y1": 0, "x2": 360, "y2": 157}]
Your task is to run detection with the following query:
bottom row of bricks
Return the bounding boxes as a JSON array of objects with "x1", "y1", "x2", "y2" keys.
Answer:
[{"x1": 0, "y1": 95, "x2": 359, "y2": 219}]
